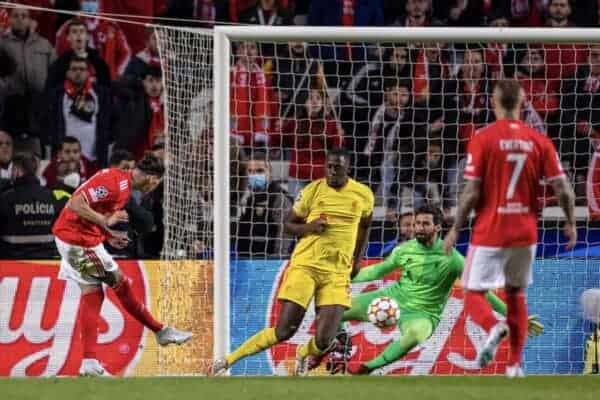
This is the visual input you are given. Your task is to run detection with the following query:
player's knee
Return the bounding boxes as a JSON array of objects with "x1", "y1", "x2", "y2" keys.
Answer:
[{"x1": 275, "y1": 324, "x2": 298, "y2": 341}]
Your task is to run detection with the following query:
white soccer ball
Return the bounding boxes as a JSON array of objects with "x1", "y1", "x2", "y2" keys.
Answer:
[{"x1": 367, "y1": 296, "x2": 400, "y2": 328}]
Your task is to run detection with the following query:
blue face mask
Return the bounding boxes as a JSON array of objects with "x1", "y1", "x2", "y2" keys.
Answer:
[
  {"x1": 248, "y1": 174, "x2": 268, "y2": 191},
  {"x1": 81, "y1": 1, "x2": 99, "y2": 14}
]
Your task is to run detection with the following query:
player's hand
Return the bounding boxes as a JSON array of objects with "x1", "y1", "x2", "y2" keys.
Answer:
[
  {"x1": 106, "y1": 210, "x2": 129, "y2": 227},
  {"x1": 527, "y1": 314, "x2": 544, "y2": 337},
  {"x1": 443, "y1": 227, "x2": 458, "y2": 255},
  {"x1": 564, "y1": 222, "x2": 577, "y2": 250},
  {"x1": 307, "y1": 217, "x2": 327, "y2": 235}
]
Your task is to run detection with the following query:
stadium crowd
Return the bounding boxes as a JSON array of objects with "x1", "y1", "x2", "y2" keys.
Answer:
[{"x1": 0, "y1": 0, "x2": 599, "y2": 259}]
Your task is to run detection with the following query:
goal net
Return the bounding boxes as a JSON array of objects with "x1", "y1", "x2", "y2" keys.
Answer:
[{"x1": 159, "y1": 26, "x2": 599, "y2": 376}]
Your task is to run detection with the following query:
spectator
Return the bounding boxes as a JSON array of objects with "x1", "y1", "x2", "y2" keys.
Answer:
[
  {"x1": 123, "y1": 27, "x2": 160, "y2": 80},
  {"x1": 231, "y1": 41, "x2": 270, "y2": 149},
  {"x1": 542, "y1": 0, "x2": 588, "y2": 80},
  {"x1": 46, "y1": 56, "x2": 112, "y2": 167},
  {"x1": 235, "y1": 151, "x2": 292, "y2": 257},
  {"x1": 42, "y1": 135, "x2": 99, "y2": 189},
  {"x1": 447, "y1": 45, "x2": 495, "y2": 153},
  {"x1": 275, "y1": 87, "x2": 344, "y2": 197},
  {"x1": 391, "y1": 0, "x2": 442, "y2": 27},
  {"x1": 363, "y1": 78, "x2": 427, "y2": 211},
  {"x1": 516, "y1": 46, "x2": 560, "y2": 123},
  {"x1": 240, "y1": 0, "x2": 293, "y2": 26},
  {"x1": 0, "y1": 129, "x2": 12, "y2": 179},
  {"x1": 341, "y1": 44, "x2": 413, "y2": 173},
  {"x1": 138, "y1": 143, "x2": 165, "y2": 259},
  {"x1": 55, "y1": 16, "x2": 131, "y2": 79},
  {"x1": 412, "y1": 141, "x2": 452, "y2": 209},
  {"x1": 113, "y1": 65, "x2": 165, "y2": 160},
  {"x1": 398, "y1": 211, "x2": 415, "y2": 243},
  {"x1": 488, "y1": 0, "x2": 545, "y2": 27},
  {"x1": 0, "y1": 6, "x2": 56, "y2": 138},
  {"x1": 0, "y1": 152, "x2": 64, "y2": 259},
  {"x1": 45, "y1": 19, "x2": 111, "y2": 90},
  {"x1": 274, "y1": 41, "x2": 325, "y2": 120},
  {"x1": 561, "y1": 44, "x2": 600, "y2": 199}
]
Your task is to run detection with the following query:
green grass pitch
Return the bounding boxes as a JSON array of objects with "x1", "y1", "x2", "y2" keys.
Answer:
[{"x1": 1, "y1": 376, "x2": 599, "y2": 400}]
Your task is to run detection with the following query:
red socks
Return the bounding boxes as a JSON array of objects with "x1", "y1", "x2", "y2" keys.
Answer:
[
  {"x1": 506, "y1": 290, "x2": 528, "y2": 366},
  {"x1": 112, "y1": 277, "x2": 164, "y2": 333},
  {"x1": 464, "y1": 290, "x2": 498, "y2": 333},
  {"x1": 80, "y1": 290, "x2": 104, "y2": 359}
]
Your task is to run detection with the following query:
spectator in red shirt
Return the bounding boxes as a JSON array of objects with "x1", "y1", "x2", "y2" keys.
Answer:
[
  {"x1": 55, "y1": 16, "x2": 131, "y2": 79},
  {"x1": 231, "y1": 41, "x2": 270, "y2": 149},
  {"x1": 542, "y1": 0, "x2": 588, "y2": 80},
  {"x1": 46, "y1": 19, "x2": 111, "y2": 90},
  {"x1": 43, "y1": 135, "x2": 98, "y2": 189},
  {"x1": 277, "y1": 87, "x2": 344, "y2": 197},
  {"x1": 516, "y1": 46, "x2": 560, "y2": 127}
]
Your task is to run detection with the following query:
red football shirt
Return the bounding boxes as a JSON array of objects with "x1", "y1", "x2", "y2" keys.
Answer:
[
  {"x1": 53, "y1": 168, "x2": 133, "y2": 248},
  {"x1": 464, "y1": 119, "x2": 565, "y2": 247}
]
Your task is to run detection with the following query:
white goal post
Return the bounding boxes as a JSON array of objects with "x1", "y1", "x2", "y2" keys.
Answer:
[{"x1": 211, "y1": 25, "x2": 600, "y2": 365}]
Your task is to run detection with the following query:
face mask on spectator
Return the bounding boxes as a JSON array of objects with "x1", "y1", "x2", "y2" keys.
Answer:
[
  {"x1": 81, "y1": 1, "x2": 99, "y2": 13},
  {"x1": 62, "y1": 172, "x2": 81, "y2": 189},
  {"x1": 248, "y1": 174, "x2": 267, "y2": 191}
]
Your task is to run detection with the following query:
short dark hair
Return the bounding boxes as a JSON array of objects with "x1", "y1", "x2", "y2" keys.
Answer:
[
  {"x1": 415, "y1": 204, "x2": 444, "y2": 226},
  {"x1": 142, "y1": 65, "x2": 162, "y2": 80},
  {"x1": 384, "y1": 77, "x2": 411, "y2": 92},
  {"x1": 136, "y1": 153, "x2": 164, "y2": 177},
  {"x1": 12, "y1": 152, "x2": 37, "y2": 176},
  {"x1": 61, "y1": 136, "x2": 81, "y2": 148},
  {"x1": 495, "y1": 79, "x2": 522, "y2": 111},
  {"x1": 249, "y1": 150, "x2": 268, "y2": 162},
  {"x1": 109, "y1": 149, "x2": 134, "y2": 167},
  {"x1": 67, "y1": 19, "x2": 87, "y2": 35}
]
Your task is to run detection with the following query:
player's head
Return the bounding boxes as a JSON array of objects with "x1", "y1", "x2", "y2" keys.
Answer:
[
  {"x1": 414, "y1": 204, "x2": 443, "y2": 246},
  {"x1": 131, "y1": 153, "x2": 164, "y2": 193},
  {"x1": 109, "y1": 149, "x2": 135, "y2": 170},
  {"x1": 492, "y1": 79, "x2": 524, "y2": 119},
  {"x1": 399, "y1": 211, "x2": 415, "y2": 241},
  {"x1": 325, "y1": 148, "x2": 350, "y2": 189}
]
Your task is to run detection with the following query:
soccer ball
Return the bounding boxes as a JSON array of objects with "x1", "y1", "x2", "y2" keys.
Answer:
[{"x1": 367, "y1": 297, "x2": 400, "y2": 328}]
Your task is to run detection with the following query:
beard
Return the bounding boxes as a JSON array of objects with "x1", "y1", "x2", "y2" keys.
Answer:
[{"x1": 415, "y1": 232, "x2": 433, "y2": 245}]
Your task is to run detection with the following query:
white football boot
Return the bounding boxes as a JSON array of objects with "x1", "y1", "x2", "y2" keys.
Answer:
[
  {"x1": 156, "y1": 326, "x2": 193, "y2": 346},
  {"x1": 210, "y1": 358, "x2": 229, "y2": 376},
  {"x1": 506, "y1": 364, "x2": 525, "y2": 378},
  {"x1": 79, "y1": 359, "x2": 107, "y2": 377},
  {"x1": 477, "y1": 322, "x2": 509, "y2": 368},
  {"x1": 294, "y1": 349, "x2": 309, "y2": 376}
]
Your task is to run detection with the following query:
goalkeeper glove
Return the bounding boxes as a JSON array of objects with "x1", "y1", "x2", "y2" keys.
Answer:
[{"x1": 527, "y1": 314, "x2": 544, "y2": 337}]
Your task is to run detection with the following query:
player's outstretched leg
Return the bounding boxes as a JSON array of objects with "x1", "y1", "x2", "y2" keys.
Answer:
[
  {"x1": 464, "y1": 290, "x2": 508, "y2": 368},
  {"x1": 295, "y1": 305, "x2": 346, "y2": 375},
  {"x1": 108, "y1": 272, "x2": 193, "y2": 346},
  {"x1": 211, "y1": 301, "x2": 305, "y2": 376},
  {"x1": 78, "y1": 286, "x2": 106, "y2": 377},
  {"x1": 505, "y1": 287, "x2": 528, "y2": 377},
  {"x1": 348, "y1": 318, "x2": 433, "y2": 375}
]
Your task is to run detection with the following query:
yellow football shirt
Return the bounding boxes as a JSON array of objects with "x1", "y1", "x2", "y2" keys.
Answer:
[{"x1": 290, "y1": 178, "x2": 374, "y2": 273}]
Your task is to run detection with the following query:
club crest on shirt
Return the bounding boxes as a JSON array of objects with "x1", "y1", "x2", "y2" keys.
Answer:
[{"x1": 95, "y1": 186, "x2": 108, "y2": 199}]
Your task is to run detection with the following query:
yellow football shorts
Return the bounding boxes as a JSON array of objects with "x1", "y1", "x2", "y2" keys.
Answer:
[{"x1": 277, "y1": 264, "x2": 351, "y2": 309}]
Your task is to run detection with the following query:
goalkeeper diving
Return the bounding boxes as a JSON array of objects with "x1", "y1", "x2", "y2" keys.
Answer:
[{"x1": 327, "y1": 205, "x2": 544, "y2": 375}]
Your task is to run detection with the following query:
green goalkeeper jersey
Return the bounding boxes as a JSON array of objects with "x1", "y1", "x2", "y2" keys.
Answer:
[{"x1": 353, "y1": 238, "x2": 465, "y2": 325}]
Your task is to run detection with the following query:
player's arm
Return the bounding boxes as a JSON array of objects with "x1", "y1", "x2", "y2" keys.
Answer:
[
  {"x1": 283, "y1": 209, "x2": 326, "y2": 237},
  {"x1": 66, "y1": 194, "x2": 128, "y2": 238},
  {"x1": 351, "y1": 213, "x2": 372, "y2": 279},
  {"x1": 444, "y1": 179, "x2": 480, "y2": 254},
  {"x1": 551, "y1": 175, "x2": 577, "y2": 249},
  {"x1": 352, "y1": 246, "x2": 403, "y2": 283}
]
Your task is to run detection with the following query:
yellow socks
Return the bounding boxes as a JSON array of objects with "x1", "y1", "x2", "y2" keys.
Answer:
[
  {"x1": 297, "y1": 337, "x2": 323, "y2": 358},
  {"x1": 225, "y1": 327, "x2": 279, "y2": 366}
]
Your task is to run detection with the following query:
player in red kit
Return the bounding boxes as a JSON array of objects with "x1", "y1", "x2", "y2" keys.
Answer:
[
  {"x1": 444, "y1": 80, "x2": 577, "y2": 378},
  {"x1": 52, "y1": 154, "x2": 192, "y2": 376}
]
